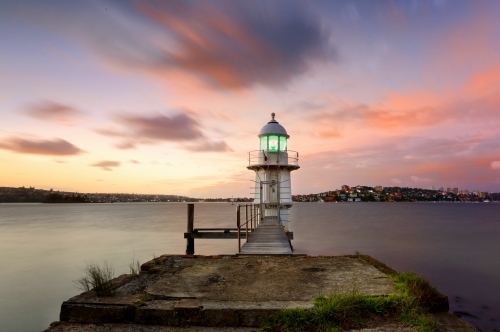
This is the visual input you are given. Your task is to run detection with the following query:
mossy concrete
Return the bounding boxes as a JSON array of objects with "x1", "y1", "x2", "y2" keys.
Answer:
[{"x1": 45, "y1": 255, "x2": 478, "y2": 331}]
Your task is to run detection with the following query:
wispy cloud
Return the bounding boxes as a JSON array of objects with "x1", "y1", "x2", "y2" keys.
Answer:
[
  {"x1": 116, "y1": 112, "x2": 204, "y2": 141},
  {"x1": 0, "y1": 137, "x2": 84, "y2": 156},
  {"x1": 7, "y1": 1, "x2": 334, "y2": 90},
  {"x1": 185, "y1": 139, "x2": 233, "y2": 152},
  {"x1": 23, "y1": 100, "x2": 85, "y2": 125},
  {"x1": 96, "y1": 110, "x2": 232, "y2": 152},
  {"x1": 135, "y1": 1, "x2": 334, "y2": 89},
  {"x1": 90, "y1": 160, "x2": 121, "y2": 171}
]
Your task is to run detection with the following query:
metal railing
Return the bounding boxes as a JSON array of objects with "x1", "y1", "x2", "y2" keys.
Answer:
[
  {"x1": 248, "y1": 150, "x2": 299, "y2": 166},
  {"x1": 236, "y1": 203, "x2": 261, "y2": 253}
]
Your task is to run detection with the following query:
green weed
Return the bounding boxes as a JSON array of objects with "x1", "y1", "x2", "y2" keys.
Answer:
[
  {"x1": 74, "y1": 261, "x2": 114, "y2": 297},
  {"x1": 260, "y1": 253, "x2": 442, "y2": 332},
  {"x1": 129, "y1": 256, "x2": 141, "y2": 276}
]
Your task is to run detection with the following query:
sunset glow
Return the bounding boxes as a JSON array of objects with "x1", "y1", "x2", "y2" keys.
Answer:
[{"x1": 2, "y1": 0, "x2": 500, "y2": 197}]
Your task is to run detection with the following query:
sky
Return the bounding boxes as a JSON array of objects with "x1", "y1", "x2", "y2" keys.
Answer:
[{"x1": 1, "y1": 0, "x2": 500, "y2": 197}]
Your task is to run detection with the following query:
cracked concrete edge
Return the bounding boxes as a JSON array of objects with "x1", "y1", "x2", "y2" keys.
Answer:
[{"x1": 59, "y1": 299, "x2": 315, "y2": 327}]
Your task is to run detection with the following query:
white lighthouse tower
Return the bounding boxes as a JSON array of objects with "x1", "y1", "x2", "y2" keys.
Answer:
[{"x1": 247, "y1": 113, "x2": 299, "y2": 231}]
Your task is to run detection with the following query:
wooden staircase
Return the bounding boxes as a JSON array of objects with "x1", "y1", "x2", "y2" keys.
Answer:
[{"x1": 238, "y1": 220, "x2": 292, "y2": 255}]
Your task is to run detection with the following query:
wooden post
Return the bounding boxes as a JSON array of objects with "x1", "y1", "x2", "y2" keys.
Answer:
[
  {"x1": 254, "y1": 204, "x2": 256, "y2": 228},
  {"x1": 250, "y1": 204, "x2": 253, "y2": 231},
  {"x1": 237, "y1": 204, "x2": 241, "y2": 253},
  {"x1": 186, "y1": 204, "x2": 194, "y2": 255},
  {"x1": 245, "y1": 204, "x2": 248, "y2": 241}
]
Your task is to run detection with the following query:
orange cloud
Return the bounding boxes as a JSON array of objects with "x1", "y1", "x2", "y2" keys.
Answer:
[{"x1": 318, "y1": 129, "x2": 341, "y2": 139}]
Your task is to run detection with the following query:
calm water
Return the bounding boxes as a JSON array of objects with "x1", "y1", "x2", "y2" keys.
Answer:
[{"x1": 0, "y1": 202, "x2": 499, "y2": 331}]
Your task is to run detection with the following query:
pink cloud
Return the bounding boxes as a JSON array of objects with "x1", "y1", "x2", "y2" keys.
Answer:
[
  {"x1": 491, "y1": 161, "x2": 500, "y2": 170},
  {"x1": 411, "y1": 175, "x2": 433, "y2": 183},
  {"x1": 0, "y1": 137, "x2": 84, "y2": 156},
  {"x1": 292, "y1": 133, "x2": 500, "y2": 193}
]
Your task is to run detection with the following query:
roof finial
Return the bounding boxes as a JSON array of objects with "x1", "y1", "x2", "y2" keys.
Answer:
[{"x1": 271, "y1": 112, "x2": 275, "y2": 120}]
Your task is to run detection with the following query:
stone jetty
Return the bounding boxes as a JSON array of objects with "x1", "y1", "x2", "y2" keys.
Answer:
[{"x1": 45, "y1": 254, "x2": 478, "y2": 332}]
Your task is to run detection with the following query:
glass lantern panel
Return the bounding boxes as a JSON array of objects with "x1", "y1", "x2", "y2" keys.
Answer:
[
  {"x1": 268, "y1": 135, "x2": 278, "y2": 152},
  {"x1": 260, "y1": 136, "x2": 267, "y2": 151},
  {"x1": 279, "y1": 136, "x2": 287, "y2": 152}
]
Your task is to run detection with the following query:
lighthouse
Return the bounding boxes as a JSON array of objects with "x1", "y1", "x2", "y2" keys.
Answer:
[{"x1": 247, "y1": 113, "x2": 300, "y2": 232}]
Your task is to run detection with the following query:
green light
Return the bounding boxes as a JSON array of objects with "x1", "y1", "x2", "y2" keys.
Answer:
[
  {"x1": 279, "y1": 136, "x2": 287, "y2": 152},
  {"x1": 260, "y1": 136, "x2": 267, "y2": 151},
  {"x1": 269, "y1": 135, "x2": 278, "y2": 152}
]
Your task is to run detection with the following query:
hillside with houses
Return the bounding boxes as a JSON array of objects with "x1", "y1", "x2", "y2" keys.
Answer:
[{"x1": 293, "y1": 185, "x2": 499, "y2": 203}]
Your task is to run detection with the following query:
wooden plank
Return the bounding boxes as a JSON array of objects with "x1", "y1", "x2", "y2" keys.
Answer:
[
  {"x1": 184, "y1": 232, "x2": 240, "y2": 239},
  {"x1": 193, "y1": 228, "x2": 238, "y2": 232}
]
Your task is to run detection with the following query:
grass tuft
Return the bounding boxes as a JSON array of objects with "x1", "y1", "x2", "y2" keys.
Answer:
[
  {"x1": 74, "y1": 261, "x2": 114, "y2": 297},
  {"x1": 393, "y1": 272, "x2": 441, "y2": 309},
  {"x1": 152, "y1": 253, "x2": 161, "y2": 266},
  {"x1": 392, "y1": 272, "x2": 439, "y2": 331},
  {"x1": 260, "y1": 253, "x2": 442, "y2": 332},
  {"x1": 261, "y1": 291, "x2": 394, "y2": 332},
  {"x1": 129, "y1": 257, "x2": 141, "y2": 276}
]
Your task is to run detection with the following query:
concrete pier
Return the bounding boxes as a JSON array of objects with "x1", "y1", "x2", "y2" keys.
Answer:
[{"x1": 45, "y1": 255, "x2": 479, "y2": 332}]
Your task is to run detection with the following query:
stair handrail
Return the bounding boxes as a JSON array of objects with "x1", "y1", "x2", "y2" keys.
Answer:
[{"x1": 236, "y1": 203, "x2": 260, "y2": 253}]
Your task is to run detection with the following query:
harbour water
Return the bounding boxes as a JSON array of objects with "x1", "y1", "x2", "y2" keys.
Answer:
[{"x1": 0, "y1": 202, "x2": 499, "y2": 331}]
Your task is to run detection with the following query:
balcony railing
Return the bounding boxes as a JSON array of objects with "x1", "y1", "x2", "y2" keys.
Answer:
[{"x1": 248, "y1": 150, "x2": 299, "y2": 166}]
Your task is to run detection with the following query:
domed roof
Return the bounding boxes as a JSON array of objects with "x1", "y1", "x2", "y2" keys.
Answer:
[{"x1": 258, "y1": 113, "x2": 289, "y2": 137}]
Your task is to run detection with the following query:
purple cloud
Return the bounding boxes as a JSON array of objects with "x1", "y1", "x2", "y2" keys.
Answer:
[
  {"x1": 185, "y1": 140, "x2": 234, "y2": 152},
  {"x1": 23, "y1": 100, "x2": 84, "y2": 125},
  {"x1": 5, "y1": 1, "x2": 334, "y2": 90},
  {"x1": 96, "y1": 111, "x2": 232, "y2": 152},
  {"x1": 0, "y1": 137, "x2": 84, "y2": 156},
  {"x1": 116, "y1": 113, "x2": 204, "y2": 141}
]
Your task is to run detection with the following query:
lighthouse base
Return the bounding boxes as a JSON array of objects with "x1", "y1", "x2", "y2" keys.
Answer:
[{"x1": 261, "y1": 206, "x2": 291, "y2": 231}]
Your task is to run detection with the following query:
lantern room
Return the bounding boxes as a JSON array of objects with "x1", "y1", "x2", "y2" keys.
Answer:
[{"x1": 259, "y1": 113, "x2": 289, "y2": 153}]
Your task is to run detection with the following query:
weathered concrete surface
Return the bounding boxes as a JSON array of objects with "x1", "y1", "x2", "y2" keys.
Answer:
[
  {"x1": 48, "y1": 255, "x2": 478, "y2": 331},
  {"x1": 146, "y1": 255, "x2": 395, "y2": 301},
  {"x1": 432, "y1": 312, "x2": 481, "y2": 332}
]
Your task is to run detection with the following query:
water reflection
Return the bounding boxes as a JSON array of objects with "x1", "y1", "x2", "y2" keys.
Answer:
[{"x1": 0, "y1": 202, "x2": 498, "y2": 331}]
